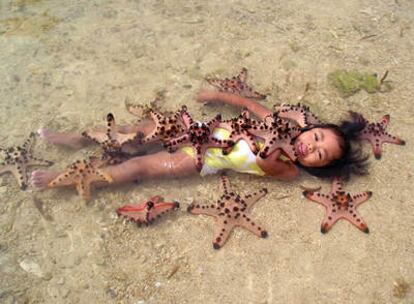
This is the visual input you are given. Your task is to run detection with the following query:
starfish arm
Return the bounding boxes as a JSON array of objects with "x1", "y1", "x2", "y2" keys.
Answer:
[
  {"x1": 273, "y1": 104, "x2": 321, "y2": 127},
  {"x1": 236, "y1": 215, "x2": 268, "y2": 238},
  {"x1": 303, "y1": 191, "x2": 333, "y2": 209},
  {"x1": 212, "y1": 218, "x2": 235, "y2": 249},
  {"x1": 187, "y1": 202, "x2": 221, "y2": 217},
  {"x1": 331, "y1": 177, "x2": 343, "y2": 193},
  {"x1": 27, "y1": 157, "x2": 54, "y2": 167},
  {"x1": 380, "y1": 114, "x2": 390, "y2": 128},
  {"x1": 219, "y1": 175, "x2": 233, "y2": 194},
  {"x1": 8, "y1": 165, "x2": 28, "y2": 190},
  {"x1": 242, "y1": 188, "x2": 268, "y2": 210},
  {"x1": 179, "y1": 107, "x2": 194, "y2": 129},
  {"x1": 48, "y1": 171, "x2": 79, "y2": 187},
  {"x1": 91, "y1": 169, "x2": 113, "y2": 184},
  {"x1": 115, "y1": 132, "x2": 139, "y2": 145},
  {"x1": 237, "y1": 67, "x2": 248, "y2": 83},
  {"x1": 22, "y1": 132, "x2": 36, "y2": 154},
  {"x1": 338, "y1": 209, "x2": 369, "y2": 233},
  {"x1": 82, "y1": 130, "x2": 108, "y2": 144},
  {"x1": 351, "y1": 191, "x2": 372, "y2": 208},
  {"x1": 227, "y1": 132, "x2": 259, "y2": 154},
  {"x1": 164, "y1": 134, "x2": 190, "y2": 151},
  {"x1": 320, "y1": 212, "x2": 341, "y2": 234},
  {"x1": 76, "y1": 179, "x2": 91, "y2": 201}
]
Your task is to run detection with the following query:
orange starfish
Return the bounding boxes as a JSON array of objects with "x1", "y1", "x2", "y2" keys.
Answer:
[
  {"x1": 47, "y1": 157, "x2": 113, "y2": 201},
  {"x1": 188, "y1": 175, "x2": 268, "y2": 249}
]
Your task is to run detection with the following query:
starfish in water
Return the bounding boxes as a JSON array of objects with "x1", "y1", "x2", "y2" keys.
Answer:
[
  {"x1": 125, "y1": 95, "x2": 163, "y2": 121},
  {"x1": 164, "y1": 109, "x2": 235, "y2": 171},
  {"x1": 187, "y1": 175, "x2": 268, "y2": 249},
  {"x1": 82, "y1": 113, "x2": 141, "y2": 164},
  {"x1": 205, "y1": 67, "x2": 267, "y2": 100},
  {"x1": 303, "y1": 177, "x2": 372, "y2": 234},
  {"x1": 117, "y1": 196, "x2": 180, "y2": 226},
  {"x1": 246, "y1": 113, "x2": 301, "y2": 160},
  {"x1": 353, "y1": 112, "x2": 405, "y2": 159},
  {"x1": 0, "y1": 132, "x2": 53, "y2": 190},
  {"x1": 273, "y1": 103, "x2": 321, "y2": 128},
  {"x1": 47, "y1": 157, "x2": 113, "y2": 201}
]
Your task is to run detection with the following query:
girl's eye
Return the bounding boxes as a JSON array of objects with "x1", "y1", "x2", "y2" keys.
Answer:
[
  {"x1": 314, "y1": 133, "x2": 319, "y2": 141},
  {"x1": 318, "y1": 150, "x2": 322, "y2": 160}
]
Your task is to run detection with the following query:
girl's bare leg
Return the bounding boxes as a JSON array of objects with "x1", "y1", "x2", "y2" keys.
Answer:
[
  {"x1": 31, "y1": 151, "x2": 198, "y2": 189},
  {"x1": 38, "y1": 120, "x2": 156, "y2": 150},
  {"x1": 197, "y1": 90, "x2": 272, "y2": 120}
]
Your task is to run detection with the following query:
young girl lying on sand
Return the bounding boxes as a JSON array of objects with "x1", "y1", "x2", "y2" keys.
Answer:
[{"x1": 31, "y1": 90, "x2": 369, "y2": 192}]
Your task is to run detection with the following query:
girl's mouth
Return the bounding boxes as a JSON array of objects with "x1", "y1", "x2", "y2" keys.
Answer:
[{"x1": 297, "y1": 142, "x2": 307, "y2": 157}]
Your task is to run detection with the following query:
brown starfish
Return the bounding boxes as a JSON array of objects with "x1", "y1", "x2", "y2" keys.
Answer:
[
  {"x1": 220, "y1": 109, "x2": 259, "y2": 155},
  {"x1": 187, "y1": 175, "x2": 268, "y2": 249},
  {"x1": 117, "y1": 195, "x2": 180, "y2": 226},
  {"x1": 353, "y1": 112, "x2": 405, "y2": 159},
  {"x1": 303, "y1": 177, "x2": 372, "y2": 234},
  {"x1": 82, "y1": 113, "x2": 141, "y2": 164},
  {"x1": 164, "y1": 109, "x2": 235, "y2": 171},
  {"x1": 0, "y1": 132, "x2": 53, "y2": 190},
  {"x1": 246, "y1": 113, "x2": 301, "y2": 160},
  {"x1": 48, "y1": 157, "x2": 113, "y2": 201},
  {"x1": 273, "y1": 103, "x2": 321, "y2": 128},
  {"x1": 205, "y1": 67, "x2": 267, "y2": 100}
]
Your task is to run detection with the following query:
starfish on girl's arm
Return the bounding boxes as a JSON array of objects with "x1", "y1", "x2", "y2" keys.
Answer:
[
  {"x1": 117, "y1": 196, "x2": 180, "y2": 226},
  {"x1": 0, "y1": 132, "x2": 53, "y2": 190},
  {"x1": 303, "y1": 177, "x2": 372, "y2": 234},
  {"x1": 353, "y1": 112, "x2": 405, "y2": 159},
  {"x1": 187, "y1": 175, "x2": 268, "y2": 249},
  {"x1": 205, "y1": 67, "x2": 267, "y2": 100},
  {"x1": 47, "y1": 157, "x2": 113, "y2": 201},
  {"x1": 164, "y1": 109, "x2": 235, "y2": 171},
  {"x1": 273, "y1": 103, "x2": 321, "y2": 128}
]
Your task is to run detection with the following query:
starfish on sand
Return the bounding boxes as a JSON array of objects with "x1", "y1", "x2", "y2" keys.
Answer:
[
  {"x1": 47, "y1": 157, "x2": 113, "y2": 201},
  {"x1": 117, "y1": 195, "x2": 180, "y2": 226},
  {"x1": 273, "y1": 103, "x2": 322, "y2": 128},
  {"x1": 125, "y1": 95, "x2": 163, "y2": 121},
  {"x1": 82, "y1": 113, "x2": 141, "y2": 164},
  {"x1": 303, "y1": 177, "x2": 372, "y2": 234},
  {"x1": 353, "y1": 112, "x2": 405, "y2": 159},
  {"x1": 0, "y1": 132, "x2": 53, "y2": 190},
  {"x1": 205, "y1": 67, "x2": 267, "y2": 100},
  {"x1": 188, "y1": 175, "x2": 268, "y2": 249},
  {"x1": 164, "y1": 108, "x2": 235, "y2": 172}
]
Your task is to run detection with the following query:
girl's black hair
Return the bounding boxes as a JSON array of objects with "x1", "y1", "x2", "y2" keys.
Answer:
[{"x1": 295, "y1": 112, "x2": 369, "y2": 180}]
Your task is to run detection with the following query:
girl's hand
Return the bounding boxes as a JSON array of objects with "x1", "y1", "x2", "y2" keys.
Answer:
[{"x1": 196, "y1": 89, "x2": 219, "y2": 104}]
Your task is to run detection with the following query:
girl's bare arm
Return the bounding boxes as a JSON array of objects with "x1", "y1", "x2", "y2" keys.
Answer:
[
  {"x1": 197, "y1": 90, "x2": 272, "y2": 120},
  {"x1": 256, "y1": 150, "x2": 300, "y2": 181}
]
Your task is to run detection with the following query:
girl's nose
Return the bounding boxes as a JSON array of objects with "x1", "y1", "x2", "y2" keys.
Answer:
[{"x1": 307, "y1": 143, "x2": 314, "y2": 153}]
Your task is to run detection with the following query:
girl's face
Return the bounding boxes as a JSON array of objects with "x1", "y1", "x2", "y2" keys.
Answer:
[{"x1": 294, "y1": 127, "x2": 343, "y2": 167}]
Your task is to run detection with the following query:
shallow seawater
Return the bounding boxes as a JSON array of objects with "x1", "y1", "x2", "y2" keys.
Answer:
[{"x1": 1, "y1": 0, "x2": 413, "y2": 303}]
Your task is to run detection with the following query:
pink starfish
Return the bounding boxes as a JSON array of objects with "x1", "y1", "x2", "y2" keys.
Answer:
[
  {"x1": 273, "y1": 103, "x2": 321, "y2": 128},
  {"x1": 303, "y1": 177, "x2": 372, "y2": 234},
  {"x1": 205, "y1": 67, "x2": 267, "y2": 100},
  {"x1": 117, "y1": 195, "x2": 180, "y2": 226},
  {"x1": 355, "y1": 113, "x2": 405, "y2": 159},
  {"x1": 188, "y1": 175, "x2": 268, "y2": 249},
  {"x1": 164, "y1": 108, "x2": 235, "y2": 172}
]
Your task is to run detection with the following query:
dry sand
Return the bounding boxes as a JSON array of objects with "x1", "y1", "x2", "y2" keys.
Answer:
[{"x1": 0, "y1": 0, "x2": 413, "y2": 303}]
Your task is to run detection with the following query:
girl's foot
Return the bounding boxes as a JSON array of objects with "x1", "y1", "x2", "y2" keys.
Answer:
[
  {"x1": 31, "y1": 170, "x2": 60, "y2": 190},
  {"x1": 37, "y1": 128, "x2": 88, "y2": 149}
]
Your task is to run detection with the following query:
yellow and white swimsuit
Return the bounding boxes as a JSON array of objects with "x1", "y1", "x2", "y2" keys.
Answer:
[{"x1": 181, "y1": 128, "x2": 266, "y2": 176}]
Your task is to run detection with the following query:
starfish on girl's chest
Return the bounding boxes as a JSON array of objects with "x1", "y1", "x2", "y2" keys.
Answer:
[
  {"x1": 354, "y1": 112, "x2": 405, "y2": 159},
  {"x1": 47, "y1": 157, "x2": 113, "y2": 201},
  {"x1": 117, "y1": 195, "x2": 180, "y2": 226},
  {"x1": 0, "y1": 132, "x2": 53, "y2": 190},
  {"x1": 188, "y1": 175, "x2": 268, "y2": 249},
  {"x1": 205, "y1": 67, "x2": 267, "y2": 100},
  {"x1": 303, "y1": 177, "x2": 372, "y2": 233}
]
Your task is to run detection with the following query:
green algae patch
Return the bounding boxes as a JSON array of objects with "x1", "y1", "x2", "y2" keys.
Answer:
[
  {"x1": 328, "y1": 69, "x2": 392, "y2": 97},
  {"x1": 0, "y1": 11, "x2": 60, "y2": 37}
]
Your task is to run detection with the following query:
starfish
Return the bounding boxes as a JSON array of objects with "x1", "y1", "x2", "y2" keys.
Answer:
[
  {"x1": 354, "y1": 112, "x2": 405, "y2": 159},
  {"x1": 303, "y1": 177, "x2": 372, "y2": 234},
  {"x1": 164, "y1": 109, "x2": 235, "y2": 172},
  {"x1": 125, "y1": 95, "x2": 163, "y2": 121},
  {"x1": 273, "y1": 103, "x2": 321, "y2": 128},
  {"x1": 219, "y1": 109, "x2": 259, "y2": 155},
  {"x1": 82, "y1": 113, "x2": 141, "y2": 164},
  {"x1": 140, "y1": 106, "x2": 186, "y2": 144},
  {"x1": 47, "y1": 157, "x2": 113, "y2": 201},
  {"x1": 205, "y1": 67, "x2": 267, "y2": 100},
  {"x1": 246, "y1": 113, "x2": 301, "y2": 160},
  {"x1": 117, "y1": 195, "x2": 180, "y2": 226},
  {"x1": 187, "y1": 175, "x2": 268, "y2": 249},
  {"x1": 0, "y1": 132, "x2": 53, "y2": 190}
]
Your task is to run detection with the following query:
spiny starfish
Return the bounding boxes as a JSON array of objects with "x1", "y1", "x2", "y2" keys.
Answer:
[
  {"x1": 220, "y1": 109, "x2": 259, "y2": 155},
  {"x1": 187, "y1": 175, "x2": 268, "y2": 249},
  {"x1": 117, "y1": 195, "x2": 180, "y2": 226},
  {"x1": 47, "y1": 157, "x2": 113, "y2": 201},
  {"x1": 246, "y1": 114, "x2": 301, "y2": 160},
  {"x1": 273, "y1": 103, "x2": 321, "y2": 128},
  {"x1": 0, "y1": 132, "x2": 53, "y2": 190},
  {"x1": 82, "y1": 113, "x2": 141, "y2": 164},
  {"x1": 353, "y1": 112, "x2": 405, "y2": 159},
  {"x1": 164, "y1": 109, "x2": 235, "y2": 172},
  {"x1": 125, "y1": 95, "x2": 163, "y2": 121},
  {"x1": 303, "y1": 177, "x2": 372, "y2": 233},
  {"x1": 205, "y1": 67, "x2": 267, "y2": 100}
]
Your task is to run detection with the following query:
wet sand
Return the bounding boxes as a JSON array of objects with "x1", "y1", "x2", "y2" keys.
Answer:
[{"x1": 0, "y1": 0, "x2": 413, "y2": 303}]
